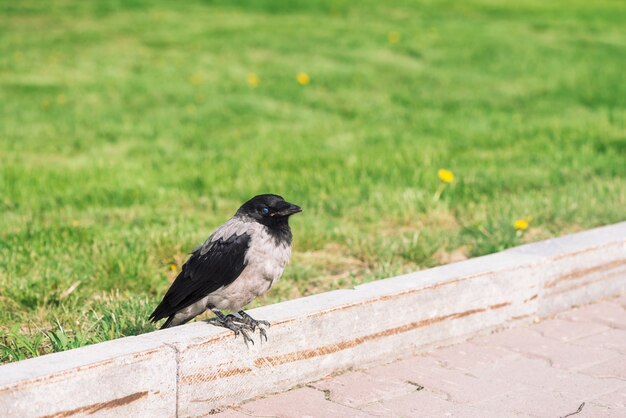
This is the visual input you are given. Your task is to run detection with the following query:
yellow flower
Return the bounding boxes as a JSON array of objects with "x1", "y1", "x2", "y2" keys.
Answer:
[
  {"x1": 190, "y1": 73, "x2": 203, "y2": 85},
  {"x1": 388, "y1": 31, "x2": 400, "y2": 44},
  {"x1": 514, "y1": 219, "x2": 529, "y2": 231},
  {"x1": 71, "y1": 220, "x2": 80, "y2": 227},
  {"x1": 247, "y1": 73, "x2": 259, "y2": 87},
  {"x1": 437, "y1": 169, "x2": 454, "y2": 184},
  {"x1": 296, "y1": 72, "x2": 310, "y2": 85},
  {"x1": 169, "y1": 263, "x2": 177, "y2": 271}
]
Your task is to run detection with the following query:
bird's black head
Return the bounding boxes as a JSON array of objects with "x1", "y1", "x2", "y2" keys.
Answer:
[{"x1": 236, "y1": 194, "x2": 302, "y2": 226}]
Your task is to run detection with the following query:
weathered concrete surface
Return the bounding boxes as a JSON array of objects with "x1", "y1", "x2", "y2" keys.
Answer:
[
  {"x1": 509, "y1": 222, "x2": 626, "y2": 316},
  {"x1": 0, "y1": 337, "x2": 176, "y2": 418},
  {"x1": 0, "y1": 221, "x2": 624, "y2": 417}
]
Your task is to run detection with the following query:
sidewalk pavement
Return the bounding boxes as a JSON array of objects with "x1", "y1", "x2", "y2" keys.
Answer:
[{"x1": 214, "y1": 295, "x2": 625, "y2": 418}]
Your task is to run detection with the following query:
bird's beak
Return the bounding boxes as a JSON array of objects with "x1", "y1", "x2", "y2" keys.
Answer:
[{"x1": 274, "y1": 202, "x2": 302, "y2": 217}]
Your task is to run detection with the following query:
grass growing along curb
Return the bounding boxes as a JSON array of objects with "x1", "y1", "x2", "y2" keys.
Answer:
[{"x1": 1, "y1": 0, "x2": 625, "y2": 363}]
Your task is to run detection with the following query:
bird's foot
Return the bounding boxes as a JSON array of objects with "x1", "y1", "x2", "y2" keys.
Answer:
[
  {"x1": 235, "y1": 311, "x2": 270, "y2": 342},
  {"x1": 208, "y1": 312, "x2": 255, "y2": 347}
]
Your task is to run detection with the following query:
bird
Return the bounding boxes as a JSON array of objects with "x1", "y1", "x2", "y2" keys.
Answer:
[{"x1": 149, "y1": 194, "x2": 302, "y2": 345}]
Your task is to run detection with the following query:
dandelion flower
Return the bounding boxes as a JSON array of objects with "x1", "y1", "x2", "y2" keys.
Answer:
[
  {"x1": 437, "y1": 169, "x2": 454, "y2": 184},
  {"x1": 190, "y1": 73, "x2": 203, "y2": 85},
  {"x1": 514, "y1": 219, "x2": 529, "y2": 231},
  {"x1": 388, "y1": 31, "x2": 400, "y2": 44},
  {"x1": 169, "y1": 263, "x2": 177, "y2": 271},
  {"x1": 297, "y1": 72, "x2": 310, "y2": 85},
  {"x1": 247, "y1": 73, "x2": 259, "y2": 87}
]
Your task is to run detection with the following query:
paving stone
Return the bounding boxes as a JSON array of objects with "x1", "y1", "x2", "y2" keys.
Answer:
[
  {"x1": 362, "y1": 355, "x2": 523, "y2": 404},
  {"x1": 588, "y1": 386, "x2": 626, "y2": 411},
  {"x1": 426, "y1": 342, "x2": 520, "y2": 373},
  {"x1": 474, "y1": 387, "x2": 585, "y2": 418},
  {"x1": 238, "y1": 386, "x2": 369, "y2": 418},
  {"x1": 577, "y1": 402, "x2": 626, "y2": 418},
  {"x1": 310, "y1": 370, "x2": 416, "y2": 408},
  {"x1": 480, "y1": 356, "x2": 623, "y2": 400},
  {"x1": 360, "y1": 390, "x2": 508, "y2": 418},
  {"x1": 522, "y1": 338, "x2": 617, "y2": 372},
  {"x1": 469, "y1": 326, "x2": 543, "y2": 348},
  {"x1": 557, "y1": 301, "x2": 626, "y2": 330},
  {"x1": 570, "y1": 329, "x2": 626, "y2": 354},
  {"x1": 473, "y1": 327, "x2": 617, "y2": 371},
  {"x1": 579, "y1": 358, "x2": 626, "y2": 380},
  {"x1": 532, "y1": 318, "x2": 611, "y2": 342}
]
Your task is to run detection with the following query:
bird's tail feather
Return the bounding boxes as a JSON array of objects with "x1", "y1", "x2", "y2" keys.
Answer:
[{"x1": 160, "y1": 316, "x2": 175, "y2": 329}]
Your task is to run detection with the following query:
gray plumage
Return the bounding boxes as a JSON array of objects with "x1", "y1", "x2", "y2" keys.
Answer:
[{"x1": 150, "y1": 194, "x2": 301, "y2": 333}]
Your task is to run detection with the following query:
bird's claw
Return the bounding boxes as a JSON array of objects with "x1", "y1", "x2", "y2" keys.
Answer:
[
  {"x1": 257, "y1": 319, "x2": 271, "y2": 328},
  {"x1": 235, "y1": 312, "x2": 270, "y2": 342},
  {"x1": 236, "y1": 328, "x2": 255, "y2": 347},
  {"x1": 208, "y1": 316, "x2": 255, "y2": 347},
  {"x1": 241, "y1": 319, "x2": 268, "y2": 342},
  {"x1": 208, "y1": 311, "x2": 270, "y2": 346}
]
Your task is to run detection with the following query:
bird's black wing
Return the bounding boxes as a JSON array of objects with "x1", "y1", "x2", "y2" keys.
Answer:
[{"x1": 149, "y1": 231, "x2": 251, "y2": 322}]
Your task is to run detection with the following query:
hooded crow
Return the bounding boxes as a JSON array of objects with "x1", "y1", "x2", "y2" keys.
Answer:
[{"x1": 149, "y1": 194, "x2": 301, "y2": 344}]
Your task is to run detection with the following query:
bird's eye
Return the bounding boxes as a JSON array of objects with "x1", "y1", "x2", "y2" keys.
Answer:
[{"x1": 261, "y1": 207, "x2": 270, "y2": 215}]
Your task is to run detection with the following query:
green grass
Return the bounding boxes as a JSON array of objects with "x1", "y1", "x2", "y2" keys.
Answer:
[{"x1": 1, "y1": 0, "x2": 625, "y2": 363}]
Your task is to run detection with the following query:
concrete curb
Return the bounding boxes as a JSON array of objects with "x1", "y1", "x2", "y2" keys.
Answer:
[{"x1": 1, "y1": 222, "x2": 625, "y2": 417}]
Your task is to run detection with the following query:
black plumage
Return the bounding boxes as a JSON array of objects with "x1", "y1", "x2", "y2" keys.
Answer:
[{"x1": 149, "y1": 232, "x2": 251, "y2": 328}]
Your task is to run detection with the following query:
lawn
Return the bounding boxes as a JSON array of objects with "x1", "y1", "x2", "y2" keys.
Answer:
[{"x1": 1, "y1": 0, "x2": 624, "y2": 363}]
